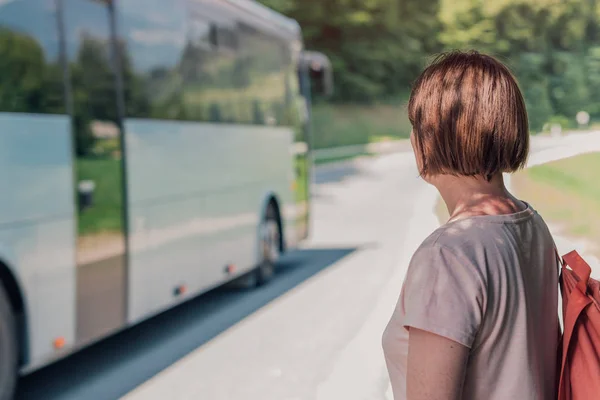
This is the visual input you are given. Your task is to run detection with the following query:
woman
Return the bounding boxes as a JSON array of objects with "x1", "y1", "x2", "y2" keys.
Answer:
[{"x1": 382, "y1": 51, "x2": 560, "y2": 400}]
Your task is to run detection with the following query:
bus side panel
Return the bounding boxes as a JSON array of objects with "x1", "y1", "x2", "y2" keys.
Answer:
[
  {"x1": 0, "y1": 113, "x2": 76, "y2": 368},
  {"x1": 125, "y1": 120, "x2": 296, "y2": 323}
]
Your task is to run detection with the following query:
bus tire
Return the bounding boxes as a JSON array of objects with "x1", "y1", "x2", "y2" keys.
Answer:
[
  {"x1": 0, "y1": 283, "x2": 17, "y2": 400},
  {"x1": 256, "y1": 205, "x2": 280, "y2": 286},
  {"x1": 228, "y1": 204, "x2": 280, "y2": 289}
]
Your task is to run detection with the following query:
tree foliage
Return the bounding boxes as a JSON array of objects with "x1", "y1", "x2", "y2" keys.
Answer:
[
  {"x1": 261, "y1": 0, "x2": 441, "y2": 103},
  {"x1": 261, "y1": 0, "x2": 600, "y2": 131}
]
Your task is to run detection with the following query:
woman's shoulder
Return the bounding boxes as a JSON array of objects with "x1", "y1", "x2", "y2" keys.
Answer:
[
  {"x1": 425, "y1": 206, "x2": 544, "y2": 247},
  {"x1": 414, "y1": 208, "x2": 553, "y2": 270},
  {"x1": 410, "y1": 224, "x2": 484, "y2": 272},
  {"x1": 417, "y1": 219, "x2": 492, "y2": 253}
]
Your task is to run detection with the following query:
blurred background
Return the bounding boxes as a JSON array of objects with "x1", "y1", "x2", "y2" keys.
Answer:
[
  {"x1": 0, "y1": 0, "x2": 599, "y2": 399},
  {"x1": 266, "y1": 0, "x2": 600, "y2": 262}
]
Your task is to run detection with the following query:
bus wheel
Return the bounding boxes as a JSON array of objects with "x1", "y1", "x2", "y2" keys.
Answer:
[
  {"x1": 0, "y1": 284, "x2": 17, "y2": 400},
  {"x1": 256, "y1": 205, "x2": 280, "y2": 286}
]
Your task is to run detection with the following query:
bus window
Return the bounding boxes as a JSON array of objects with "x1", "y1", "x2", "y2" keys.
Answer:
[
  {"x1": 237, "y1": 21, "x2": 287, "y2": 126},
  {"x1": 183, "y1": 10, "x2": 221, "y2": 122},
  {"x1": 118, "y1": 0, "x2": 189, "y2": 121},
  {"x1": 0, "y1": 0, "x2": 65, "y2": 114}
]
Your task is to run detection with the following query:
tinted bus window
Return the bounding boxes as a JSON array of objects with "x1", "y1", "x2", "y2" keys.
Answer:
[
  {"x1": 238, "y1": 22, "x2": 287, "y2": 126},
  {"x1": 182, "y1": 10, "x2": 222, "y2": 122},
  {"x1": 0, "y1": 0, "x2": 65, "y2": 114},
  {"x1": 183, "y1": 3, "x2": 246, "y2": 124},
  {"x1": 117, "y1": 0, "x2": 189, "y2": 121},
  {"x1": 117, "y1": 0, "x2": 293, "y2": 126}
]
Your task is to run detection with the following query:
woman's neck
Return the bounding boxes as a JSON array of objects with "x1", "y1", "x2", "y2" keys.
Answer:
[{"x1": 433, "y1": 173, "x2": 526, "y2": 222}]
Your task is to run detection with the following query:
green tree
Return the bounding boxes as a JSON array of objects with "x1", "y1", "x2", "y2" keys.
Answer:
[
  {"x1": 70, "y1": 36, "x2": 115, "y2": 156},
  {"x1": 260, "y1": 0, "x2": 442, "y2": 103},
  {"x1": 513, "y1": 53, "x2": 553, "y2": 132},
  {"x1": 548, "y1": 52, "x2": 590, "y2": 120},
  {"x1": 115, "y1": 39, "x2": 151, "y2": 118},
  {"x1": 585, "y1": 46, "x2": 600, "y2": 115},
  {"x1": 0, "y1": 28, "x2": 47, "y2": 112},
  {"x1": 261, "y1": 0, "x2": 600, "y2": 129}
]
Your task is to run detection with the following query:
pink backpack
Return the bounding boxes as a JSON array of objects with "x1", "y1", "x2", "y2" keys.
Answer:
[{"x1": 557, "y1": 250, "x2": 600, "y2": 400}]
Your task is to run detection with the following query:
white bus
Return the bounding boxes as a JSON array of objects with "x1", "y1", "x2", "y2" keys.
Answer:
[{"x1": 0, "y1": 0, "x2": 332, "y2": 397}]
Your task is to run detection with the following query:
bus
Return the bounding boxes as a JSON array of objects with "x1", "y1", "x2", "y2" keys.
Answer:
[{"x1": 0, "y1": 0, "x2": 332, "y2": 397}]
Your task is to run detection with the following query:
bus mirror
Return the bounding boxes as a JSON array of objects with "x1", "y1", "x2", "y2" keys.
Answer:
[{"x1": 302, "y1": 51, "x2": 333, "y2": 97}]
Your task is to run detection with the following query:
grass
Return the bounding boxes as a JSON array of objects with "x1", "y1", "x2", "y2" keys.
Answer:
[
  {"x1": 314, "y1": 152, "x2": 373, "y2": 165},
  {"x1": 312, "y1": 102, "x2": 412, "y2": 149},
  {"x1": 512, "y1": 152, "x2": 600, "y2": 258},
  {"x1": 77, "y1": 158, "x2": 124, "y2": 236},
  {"x1": 295, "y1": 156, "x2": 309, "y2": 204}
]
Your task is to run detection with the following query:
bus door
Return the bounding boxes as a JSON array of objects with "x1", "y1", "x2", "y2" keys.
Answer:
[{"x1": 62, "y1": 0, "x2": 128, "y2": 345}]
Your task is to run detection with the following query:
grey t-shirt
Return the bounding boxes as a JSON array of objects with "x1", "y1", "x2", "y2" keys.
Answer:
[{"x1": 383, "y1": 204, "x2": 559, "y2": 400}]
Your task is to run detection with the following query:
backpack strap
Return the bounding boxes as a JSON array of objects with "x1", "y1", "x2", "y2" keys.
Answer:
[
  {"x1": 554, "y1": 246, "x2": 564, "y2": 270},
  {"x1": 563, "y1": 251, "x2": 591, "y2": 295}
]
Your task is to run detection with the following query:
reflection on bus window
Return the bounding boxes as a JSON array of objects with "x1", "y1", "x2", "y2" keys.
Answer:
[
  {"x1": 117, "y1": 1, "x2": 293, "y2": 126},
  {"x1": 0, "y1": 0, "x2": 65, "y2": 114}
]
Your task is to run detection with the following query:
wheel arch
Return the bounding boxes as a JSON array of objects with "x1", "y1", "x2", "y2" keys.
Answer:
[
  {"x1": 258, "y1": 192, "x2": 285, "y2": 253},
  {"x1": 0, "y1": 259, "x2": 29, "y2": 367}
]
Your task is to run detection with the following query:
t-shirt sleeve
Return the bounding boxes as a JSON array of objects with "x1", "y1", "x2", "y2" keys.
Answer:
[{"x1": 402, "y1": 244, "x2": 486, "y2": 348}]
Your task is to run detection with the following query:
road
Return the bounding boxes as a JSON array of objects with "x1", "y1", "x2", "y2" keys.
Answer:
[{"x1": 16, "y1": 131, "x2": 600, "y2": 400}]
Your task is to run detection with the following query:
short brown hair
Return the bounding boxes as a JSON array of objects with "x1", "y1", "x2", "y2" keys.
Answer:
[{"x1": 408, "y1": 50, "x2": 529, "y2": 180}]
